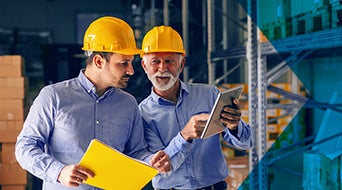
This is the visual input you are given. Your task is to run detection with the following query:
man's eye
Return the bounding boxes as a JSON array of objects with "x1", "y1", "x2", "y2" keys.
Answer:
[
  {"x1": 122, "y1": 62, "x2": 129, "y2": 66},
  {"x1": 165, "y1": 59, "x2": 174, "y2": 64},
  {"x1": 151, "y1": 60, "x2": 160, "y2": 64}
]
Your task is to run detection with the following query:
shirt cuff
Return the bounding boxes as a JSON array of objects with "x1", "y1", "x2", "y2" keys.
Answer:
[
  {"x1": 228, "y1": 127, "x2": 240, "y2": 140},
  {"x1": 46, "y1": 160, "x2": 66, "y2": 183},
  {"x1": 174, "y1": 133, "x2": 192, "y2": 151},
  {"x1": 226, "y1": 121, "x2": 243, "y2": 139}
]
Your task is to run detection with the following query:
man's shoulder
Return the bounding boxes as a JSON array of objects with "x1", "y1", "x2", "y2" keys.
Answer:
[
  {"x1": 39, "y1": 78, "x2": 80, "y2": 97},
  {"x1": 183, "y1": 82, "x2": 218, "y2": 93},
  {"x1": 116, "y1": 88, "x2": 137, "y2": 101},
  {"x1": 186, "y1": 82, "x2": 215, "y2": 88},
  {"x1": 47, "y1": 78, "x2": 78, "y2": 88},
  {"x1": 138, "y1": 94, "x2": 153, "y2": 108}
]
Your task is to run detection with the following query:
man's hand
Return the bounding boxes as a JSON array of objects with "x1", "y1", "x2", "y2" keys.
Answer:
[
  {"x1": 220, "y1": 99, "x2": 242, "y2": 130},
  {"x1": 150, "y1": 150, "x2": 171, "y2": 173},
  {"x1": 180, "y1": 114, "x2": 209, "y2": 141},
  {"x1": 57, "y1": 165, "x2": 95, "y2": 187}
]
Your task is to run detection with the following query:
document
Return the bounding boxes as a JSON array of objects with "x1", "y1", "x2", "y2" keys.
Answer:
[
  {"x1": 200, "y1": 85, "x2": 244, "y2": 139},
  {"x1": 78, "y1": 139, "x2": 158, "y2": 190}
]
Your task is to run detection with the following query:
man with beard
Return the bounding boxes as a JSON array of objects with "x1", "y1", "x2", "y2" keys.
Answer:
[
  {"x1": 15, "y1": 17, "x2": 171, "y2": 190},
  {"x1": 138, "y1": 26, "x2": 253, "y2": 190}
]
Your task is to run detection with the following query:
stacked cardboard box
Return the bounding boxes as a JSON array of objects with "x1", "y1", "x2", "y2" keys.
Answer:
[
  {"x1": 0, "y1": 55, "x2": 28, "y2": 190},
  {"x1": 225, "y1": 156, "x2": 249, "y2": 190}
]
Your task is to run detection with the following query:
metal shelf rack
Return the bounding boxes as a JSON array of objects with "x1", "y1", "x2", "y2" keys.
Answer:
[{"x1": 207, "y1": 0, "x2": 342, "y2": 189}]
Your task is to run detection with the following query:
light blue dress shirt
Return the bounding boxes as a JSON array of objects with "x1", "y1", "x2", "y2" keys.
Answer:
[
  {"x1": 15, "y1": 70, "x2": 151, "y2": 190},
  {"x1": 139, "y1": 81, "x2": 253, "y2": 189}
]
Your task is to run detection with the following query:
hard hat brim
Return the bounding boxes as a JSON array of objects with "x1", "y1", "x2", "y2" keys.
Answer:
[
  {"x1": 82, "y1": 48, "x2": 142, "y2": 56},
  {"x1": 139, "y1": 50, "x2": 186, "y2": 58},
  {"x1": 116, "y1": 48, "x2": 142, "y2": 55}
]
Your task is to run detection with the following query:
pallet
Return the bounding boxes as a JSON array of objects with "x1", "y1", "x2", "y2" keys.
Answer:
[{"x1": 292, "y1": 5, "x2": 331, "y2": 35}]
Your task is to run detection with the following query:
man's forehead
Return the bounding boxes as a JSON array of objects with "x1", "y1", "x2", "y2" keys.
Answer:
[
  {"x1": 111, "y1": 52, "x2": 134, "y2": 61},
  {"x1": 147, "y1": 52, "x2": 180, "y2": 59}
]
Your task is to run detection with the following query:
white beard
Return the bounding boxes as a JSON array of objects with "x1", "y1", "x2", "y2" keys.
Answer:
[{"x1": 148, "y1": 71, "x2": 180, "y2": 91}]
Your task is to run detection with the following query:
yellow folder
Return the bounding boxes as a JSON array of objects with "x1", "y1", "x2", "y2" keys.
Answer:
[{"x1": 79, "y1": 139, "x2": 158, "y2": 190}]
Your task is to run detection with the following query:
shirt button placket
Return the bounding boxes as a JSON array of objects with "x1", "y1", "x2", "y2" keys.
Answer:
[
  {"x1": 95, "y1": 99, "x2": 101, "y2": 138},
  {"x1": 96, "y1": 100, "x2": 100, "y2": 126}
]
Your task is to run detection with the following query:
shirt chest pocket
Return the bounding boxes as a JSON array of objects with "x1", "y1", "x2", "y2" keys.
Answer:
[{"x1": 101, "y1": 117, "x2": 131, "y2": 150}]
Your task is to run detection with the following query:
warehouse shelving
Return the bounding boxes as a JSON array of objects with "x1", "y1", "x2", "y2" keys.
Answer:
[
  {"x1": 206, "y1": 0, "x2": 342, "y2": 189},
  {"x1": 211, "y1": 26, "x2": 342, "y2": 60}
]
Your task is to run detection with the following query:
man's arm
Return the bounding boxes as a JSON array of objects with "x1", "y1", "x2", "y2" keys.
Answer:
[{"x1": 15, "y1": 87, "x2": 66, "y2": 183}]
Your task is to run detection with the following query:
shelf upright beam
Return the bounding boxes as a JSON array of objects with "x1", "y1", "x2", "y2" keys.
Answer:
[
  {"x1": 163, "y1": 0, "x2": 169, "y2": 25},
  {"x1": 222, "y1": 0, "x2": 228, "y2": 84},
  {"x1": 246, "y1": 0, "x2": 259, "y2": 189},
  {"x1": 182, "y1": 0, "x2": 189, "y2": 82},
  {"x1": 207, "y1": 0, "x2": 215, "y2": 85},
  {"x1": 151, "y1": 0, "x2": 156, "y2": 26},
  {"x1": 257, "y1": 53, "x2": 268, "y2": 190}
]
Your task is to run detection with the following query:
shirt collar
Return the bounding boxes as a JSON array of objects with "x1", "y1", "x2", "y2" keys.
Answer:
[
  {"x1": 150, "y1": 81, "x2": 190, "y2": 105},
  {"x1": 78, "y1": 69, "x2": 95, "y2": 94},
  {"x1": 77, "y1": 69, "x2": 113, "y2": 98}
]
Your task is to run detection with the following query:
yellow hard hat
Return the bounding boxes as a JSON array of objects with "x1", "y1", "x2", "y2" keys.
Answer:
[
  {"x1": 140, "y1": 26, "x2": 186, "y2": 57},
  {"x1": 82, "y1": 16, "x2": 141, "y2": 55}
]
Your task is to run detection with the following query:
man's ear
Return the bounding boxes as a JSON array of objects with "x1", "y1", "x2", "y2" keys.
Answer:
[
  {"x1": 180, "y1": 57, "x2": 186, "y2": 72},
  {"x1": 141, "y1": 59, "x2": 147, "y2": 73},
  {"x1": 93, "y1": 54, "x2": 103, "y2": 68}
]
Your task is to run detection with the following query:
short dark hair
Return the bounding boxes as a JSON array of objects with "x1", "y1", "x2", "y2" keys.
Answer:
[{"x1": 85, "y1": 52, "x2": 113, "y2": 65}]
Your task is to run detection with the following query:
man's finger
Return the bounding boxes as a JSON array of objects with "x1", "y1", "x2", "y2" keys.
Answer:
[
  {"x1": 150, "y1": 151, "x2": 166, "y2": 165},
  {"x1": 76, "y1": 165, "x2": 95, "y2": 178}
]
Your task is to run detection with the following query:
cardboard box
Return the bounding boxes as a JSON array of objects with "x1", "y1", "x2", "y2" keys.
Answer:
[
  {"x1": 226, "y1": 156, "x2": 249, "y2": 189},
  {"x1": 0, "y1": 100, "x2": 24, "y2": 120},
  {"x1": 1, "y1": 185, "x2": 26, "y2": 190},
  {"x1": 221, "y1": 146, "x2": 235, "y2": 159},
  {"x1": 225, "y1": 176, "x2": 239, "y2": 190},
  {"x1": 0, "y1": 163, "x2": 27, "y2": 185},
  {"x1": 228, "y1": 167, "x2": 249, "y2": 182},
  {"x1": 0, "y1": 56, "x2": 24, "y2": 77},
  {"x1": 267, "y1": 124, "x2": 282, "y2": 133},
  {"x1": 227, "y1": 156, "x2": 249, "y2": 166},
  {"x1": 0, "y1": 77, "x2": 25, "y2": 88},
  {"x1": 0, "y1": 121, "x2": 23, "y2": 143},
  {"x1": 227, "y1": 167, "x2": 249, "y2": 189},
  {"x1": 0, "y1": 77, "x2": 26, "y2": 99},
  {"x1": 1, "y1": 143, "x2": 17, "y2": 163}
]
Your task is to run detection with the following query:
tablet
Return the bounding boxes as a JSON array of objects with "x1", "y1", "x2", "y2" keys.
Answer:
[{"x1": 200, "y1": 85, "x2": 244, "y2": 139}]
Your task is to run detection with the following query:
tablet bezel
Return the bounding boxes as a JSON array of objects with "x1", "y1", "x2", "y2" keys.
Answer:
[{"x1": 200, "y1": 85, "x2": 244, "y2": 139}]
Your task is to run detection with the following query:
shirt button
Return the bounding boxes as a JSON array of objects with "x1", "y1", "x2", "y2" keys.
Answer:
[
  {"x1": 96, "y1": 120, "x2": 100, "y2": 125},
  {"x1": 96, "y1": 100, "x2": 99, "y2": 103}
]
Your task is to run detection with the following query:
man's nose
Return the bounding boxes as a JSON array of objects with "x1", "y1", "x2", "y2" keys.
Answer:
[
  {"x1": 126, "y1": 64, "x2": 134, "y2": 75},
  {"x1": 158, "y1": 61, "x2": 167, "y2": 72}
]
